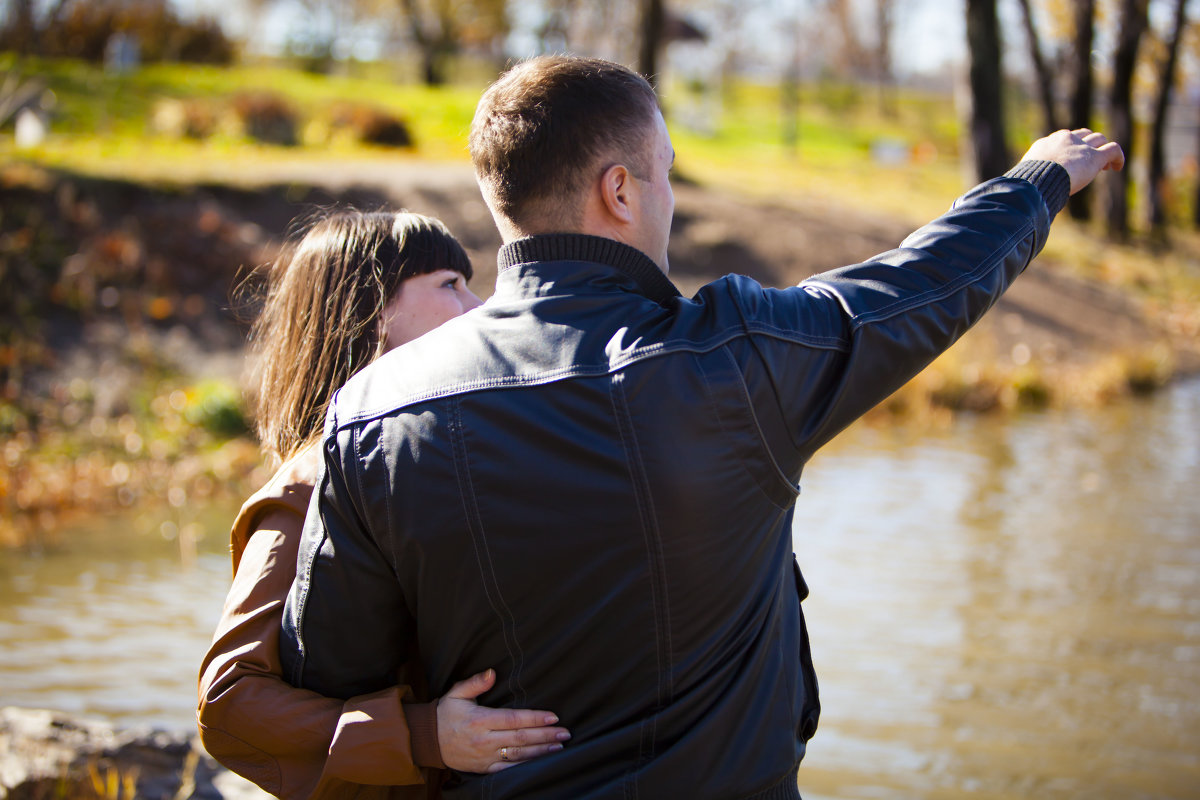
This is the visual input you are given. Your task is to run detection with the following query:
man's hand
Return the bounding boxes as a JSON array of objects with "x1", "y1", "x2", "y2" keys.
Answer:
[
  {"x1": 436, "y1": 668, "x2": 571, "y2": 774},
  {"x1": 1020, "y1": 128, "x2": 1126, "y2": 195}
]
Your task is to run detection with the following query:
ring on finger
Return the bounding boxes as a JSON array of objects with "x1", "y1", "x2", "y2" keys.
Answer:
[{"x1": 500, "y1": 746, "x2": 511, "y2": 762}]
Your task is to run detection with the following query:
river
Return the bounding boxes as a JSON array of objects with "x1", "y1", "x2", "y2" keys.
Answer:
[{"x1": 2, "y1": 379, "x2": 1197, "y2": 799}]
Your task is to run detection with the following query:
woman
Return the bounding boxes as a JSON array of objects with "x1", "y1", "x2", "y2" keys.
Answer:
[{"x1": 198, "y1": 211, "x2": 569, "y2": 799}]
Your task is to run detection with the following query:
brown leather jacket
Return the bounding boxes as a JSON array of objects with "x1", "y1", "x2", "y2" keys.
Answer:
[{"x1": 197, "y1": 446, "x2": 446, "y2": 799}]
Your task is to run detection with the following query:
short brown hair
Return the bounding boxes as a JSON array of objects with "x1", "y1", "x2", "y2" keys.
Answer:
[
  {"x1": 247, "y1": 210, "x2": 471, "y2": 462},
  {"x1": 469, "y1": 55, "x2": 660, "y2": 229}
]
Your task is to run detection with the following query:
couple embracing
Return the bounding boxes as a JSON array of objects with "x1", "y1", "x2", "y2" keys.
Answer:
[{"x1": 199, "y1": 55, "x2": 1123, "y2": 800}]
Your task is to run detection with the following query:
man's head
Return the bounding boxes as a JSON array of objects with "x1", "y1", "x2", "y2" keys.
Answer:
[{"x1": 470, "y1": 55, "x2": 675, "y2": 271}]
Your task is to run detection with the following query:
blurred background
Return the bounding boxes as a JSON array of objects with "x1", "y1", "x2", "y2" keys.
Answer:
[{"x1": 0, "y1": 1, "x2": 1197, "y2": 798}]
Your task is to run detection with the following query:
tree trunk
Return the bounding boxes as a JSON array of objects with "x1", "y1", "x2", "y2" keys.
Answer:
[
  {"x1": 782, "y1": 12, "x2": 802, "y2": 154},
  {"x1": 1148, "y1": 0, "x2": 1188, "y2": 237},
  {"x1": 1194, "y1": 105, "x2": 1200, "y2": 228},
  {"x1": 1105, "y1": 0, "x2": 1149, "y2": 241},
  {"x1": 966, "y1": 0, "x2": 1010, "y2": 181},
  {"x1": 5, "y1": 0, "x2": 36, "y2": 54},
  {"x1": 875, "y1": 0, "x2": 896, "y2": 117},
  {"x1": 1015, "y1": 0, "x2": 1058, "y2": 133},
  {"x1": 637, "y1": 0, "x2": 665, "y2": 88},
  {"x1": 400, "y1": 0, "x2": 450, "y2": 86},
  {"x1": 1067, "y1": 0, "x2": 1096, "y2": 220}
]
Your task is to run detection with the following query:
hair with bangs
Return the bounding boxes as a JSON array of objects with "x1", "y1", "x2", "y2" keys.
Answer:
[{"x1": 247, "y1": 210, "x2": 471, "y2": 462}]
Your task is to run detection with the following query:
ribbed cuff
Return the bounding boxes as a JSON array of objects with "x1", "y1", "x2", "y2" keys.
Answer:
[
  {"x1": 404, "y1": 700, "x2": 445, "y2": 769},
  {"x1": 1004, "y1": 160, "x2": 1071, "y2": 219}
]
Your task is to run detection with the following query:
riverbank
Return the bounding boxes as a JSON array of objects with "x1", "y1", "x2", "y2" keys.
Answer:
[
  {"x1": 4, "y1": 379, "x2": 1198, "y2": 798},
  {"x1": 2, "y1": 160, "x2": 1196, "y2": 548},
  {"x1": 0, "y1": 706, "x2": 268, "y2": 799}
]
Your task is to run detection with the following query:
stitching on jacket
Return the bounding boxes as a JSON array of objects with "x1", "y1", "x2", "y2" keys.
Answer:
[
  {"x1": 705, "y1": 348, "x2": 800, "y2": 508},
  {"x1": 829, "y1": 217, "x2": 1034, "y2": 329},
  {"x1": 448, "y1": 397, "x2": 528, "y2": 707},
  {"x1": 339, "y1": 330, "x2": 849, "y2": 429},
  {"x1": 286, "y1": 440, "x2": 332, "y2": 686},
  {"x1": 609, "y1": 372, "x2": 672, "y2": 792},
  {"x1": 721, "y1": 278, "x2": 811, "y2": 479},
  {"x1": 372, "y1": 427, "x2": 402, "y2": 579}
]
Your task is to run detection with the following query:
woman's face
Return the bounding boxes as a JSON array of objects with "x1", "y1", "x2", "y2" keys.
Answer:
[{"x1": 381, "y1": 269, "x2": 482, "y2": 350}]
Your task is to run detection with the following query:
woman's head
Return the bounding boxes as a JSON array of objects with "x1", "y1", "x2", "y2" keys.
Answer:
[{"x1": 250, "y1": 210, "x2": 479, "y2": 461}]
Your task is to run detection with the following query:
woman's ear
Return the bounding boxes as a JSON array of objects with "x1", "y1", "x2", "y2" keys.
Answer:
[{"x1": 599, "y1": 164, "x2": 636, "y2": 225}]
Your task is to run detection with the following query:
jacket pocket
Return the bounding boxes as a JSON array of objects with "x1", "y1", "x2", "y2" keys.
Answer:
[{"x1": 793, "y1": 557, "x2": 820, "y2": 742}]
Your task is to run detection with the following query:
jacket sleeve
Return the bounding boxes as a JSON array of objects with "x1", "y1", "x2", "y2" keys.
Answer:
[
  {"x1": 726, "y1": 161, "x2": 1070, "y2": 472},
  {"x1": 197, "y1": 504, "x2": 443, "y2": 800},
  {"x1": 281, "y1": 424, "x2": 416, "y2": 700}
]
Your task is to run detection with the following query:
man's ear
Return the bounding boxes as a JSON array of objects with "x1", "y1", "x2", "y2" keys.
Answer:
[{"x1": 599, "y1": 164, "x2": 635, "y2": 225}]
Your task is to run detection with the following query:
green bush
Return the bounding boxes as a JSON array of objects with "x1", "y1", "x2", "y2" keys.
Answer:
[
  {"x1": 183, "y1": 379, "x2": 248, "y2": 439},
  {"x1": 329, "y1": 102, "x2": 414, "y2": 148},
  {"x1": 231, "y1": 91, "x2": 298, "y2": 146}
]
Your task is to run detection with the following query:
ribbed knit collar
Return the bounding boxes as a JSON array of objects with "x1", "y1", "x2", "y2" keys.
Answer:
[{"x1": 498, "y1": 234, "x2": 682, "y2": 305}]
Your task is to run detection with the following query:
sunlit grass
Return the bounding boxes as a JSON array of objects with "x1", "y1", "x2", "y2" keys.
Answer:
[
  {"x1": 667, "y1": 79, "x2": 969, "y2": 224},
  {"x1": 4, "y1": 58, "x2": 1198, "y2": 391},
  {"x1": 1, "y1": 55, "x2": 481, "y2": 178}
]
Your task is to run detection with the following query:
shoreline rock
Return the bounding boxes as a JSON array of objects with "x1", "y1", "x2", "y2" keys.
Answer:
[{"x1": 0, "y1": 707, "x2": 269, "y2": 800}]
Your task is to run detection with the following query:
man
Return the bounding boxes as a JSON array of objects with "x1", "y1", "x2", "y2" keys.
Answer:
[{"x1": 281, "y1": 55, "x2": 1122, "y2": 799}]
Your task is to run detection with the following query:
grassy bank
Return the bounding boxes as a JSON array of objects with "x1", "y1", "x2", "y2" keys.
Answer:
[
  {"x1": 2, "y1": 55, "x2": 482, "y2": 173},
  {"x1": 1, "y1": 373, "x2": 268, "y2": 549},
  {"x1": 3, "y1": 57, "x2": 1198, "y2": 547}
]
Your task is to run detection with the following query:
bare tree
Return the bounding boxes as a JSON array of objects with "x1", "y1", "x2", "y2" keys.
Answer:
[
  {"x1": 1105, "y1": 0, "x2": 1149, "y2": 240},
  {"x1": 1066, "y1": 0, "x2": 1096, "y2": 221},
  {"x1": 400, "y1": 0, "x2": 457, "y2": 85},
  {"x1": 821, "y1": 0, "x2": 869, "y2": 78},
  {"x1": 782, "y1": 5, "x2": 803, "y2": 152},
  {"x1": 966, "y1": 0, "x2": 1010, "y2": 181},
  {"x1": 874, "y1": 0, "x2": 898, "y2": 116},
  {"x1": 1015, "y1": 0, "x2": 1059, "y2": 133},
  {"x1": 399, "y1": 0, "x2": 509, "y2": 85},
  {"x1": 1, "y1": 0, "x2": 36, "y2": 54},
  {"x1": 1148, "y1": 0, "x2": 1189, "y2": 237},
  {"x1": 1195, "y1": 108, "x2": 1200, "y2": 228},
  {"x1": 637, "y1": 0, "x2": 666, "y2": 86}
]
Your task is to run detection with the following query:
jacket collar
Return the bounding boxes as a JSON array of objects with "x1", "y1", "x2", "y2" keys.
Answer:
[{"x1": 498, "y1": 234, "x2": 682, "y2": 306}]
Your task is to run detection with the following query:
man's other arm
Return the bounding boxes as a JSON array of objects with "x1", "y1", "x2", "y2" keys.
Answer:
[
  {"x1": 733, "y1": 129, "x2": 1124, "y2": 464},
  {"x1": 280, "y1": 427, "x2": 412, "y2": 699}
]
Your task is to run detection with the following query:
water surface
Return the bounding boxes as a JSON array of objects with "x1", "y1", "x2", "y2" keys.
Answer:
[
  {"x1": 793, "y1": 379, "x2": 1200, "y2": 799},
  {"x1": 1, "y1": 380, "x2": 1197, "y2": 799}
]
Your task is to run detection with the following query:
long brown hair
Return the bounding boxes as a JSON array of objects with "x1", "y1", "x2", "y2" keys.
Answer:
[{"x1": 248, "y1": 210, "x2": 471, "y2": 462}]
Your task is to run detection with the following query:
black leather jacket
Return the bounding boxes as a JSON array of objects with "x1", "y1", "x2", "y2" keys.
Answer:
[{"x1": 282, "y1": 162, "x2": 1069, "y2": 800}]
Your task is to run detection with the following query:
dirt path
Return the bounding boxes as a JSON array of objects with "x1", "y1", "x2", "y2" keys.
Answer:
[
  {"x1": 8, "y1": 158, "x2": 1190, "y2": 398},
  {"x1": 277, "y1": 159, "x2": 1184, "y2": 376}
]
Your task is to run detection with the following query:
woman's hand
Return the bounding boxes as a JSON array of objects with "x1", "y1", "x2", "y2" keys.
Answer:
[{"x1": 436, "y1": 668, "x2": 571, "y2": 774}]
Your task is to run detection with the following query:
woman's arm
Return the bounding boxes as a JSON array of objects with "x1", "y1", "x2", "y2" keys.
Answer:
[
  {"x1": 198, "y1": 508, "x2": 570, "y2": 797},
  {"x1": 198, "y1": 511, "x2": 433, "y2": 796}
]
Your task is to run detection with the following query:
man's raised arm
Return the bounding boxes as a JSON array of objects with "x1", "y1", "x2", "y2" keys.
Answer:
[{"x1": 724, "y1": 129, "x2": 1124, "y2": 465}]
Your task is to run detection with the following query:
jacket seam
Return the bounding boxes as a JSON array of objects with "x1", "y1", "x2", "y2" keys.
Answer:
[
  {"x1": 448, "y1": 397, "x2": 528, "y2": 707},
  {"x1": 609, "y1": 373, "x2": 672, "y2": 790},
  {"x1": 285, "y1": 446, "x2": 328, "y2": 686},
  {"x1": 825, "y1": 217, "x2": 1035, "y2": 330},
  {"x1": 338, "y1": 330, "x2": 849, "y2": 429},
  {"x1": 374, "y1": 428, "x2": 402, "y2": 579},
  {"x1": 692, "y1": 351, "x2": 788, "y2": 509},
  {"x1": 712, "y1": 347, "x2": 801, "y2": 506}
]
